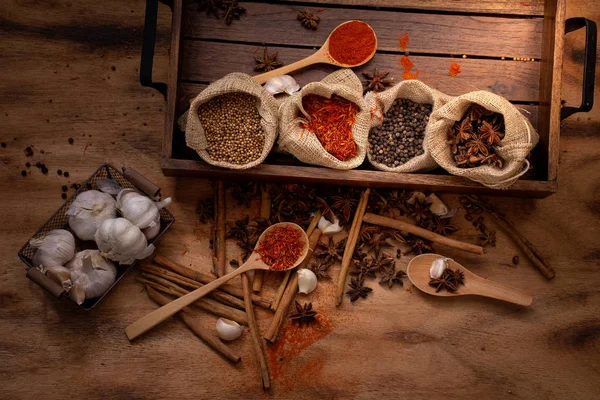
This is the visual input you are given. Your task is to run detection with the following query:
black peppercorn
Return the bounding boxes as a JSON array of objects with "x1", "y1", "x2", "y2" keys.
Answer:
[
  {"x1": 25, "y1": 162, "x2": 31, "y2": 168},
  {"x1": 1, "y1": 142, "x2": 6, "y2": 148},
  {"x1": 62, "y1": 185, "x2": 68, "y2": 192},
  {"x1": 35, "y1": 162, "x2": 42, "y2": 168},
  {"x1": 63, "y1": 171, "x2": 69, "y2": 177},
  {"x1": 61, "y1": 193, "x2": 67, "y2": 199},
  {"x1": 68, "y1": 137, "x2": 74, "y2": 144},
  {"x1": 41, "y1": 166, "x2": 48, "y2": 174},
  {"x1": 25, "y1": 147, "x2": 33, "y2": 156},
  {"x1": 21, "y1": 170, "x2": 27, "y2": 177},
  {"x1": 512, "y1": 256, "x2": 520, "y2": 265},
  {"x1": 57, "y1": 169, "x2": 62, "y2": 175}
]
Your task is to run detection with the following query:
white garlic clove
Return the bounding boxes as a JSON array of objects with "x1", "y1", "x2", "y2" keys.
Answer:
[
  {"x1": 322, "y1": 216, "x2": 342, "y2": 235},
  {"x1": 69, "y1": 284, "x2": 86, "y2": 305},
  {"x1": 297, "y1": 268, "x2": 318, "y2": 294},
  {"x1": 426, "y1": 194, "x2": 449, "y2": 216},
  {"x1": 430, "y1": 257, "x2": 450, "y2": 279},
  {"x1": 263, "y1": 75, "x2": 300, "y2": 95},
  {"x1": 216, "y1": 318, "x2": 243, "y2": 341},
  {"x1": 142, "y1": 221, "x2": 161, "y2": 240}
]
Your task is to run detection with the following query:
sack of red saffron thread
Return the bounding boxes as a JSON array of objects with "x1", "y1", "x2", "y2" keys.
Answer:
[
  {"x1": 278, "y1": 69, "x2": 370, "y2": 170},
  {"x1": 426, "y1": 91, "x2": 539, "y2": 189},
  {"x1": 180, "y1": 72, "x2": 279, "y2": 170},
  {"x1": 365, "y1": 80, "x2": 452, "y2": 173}
]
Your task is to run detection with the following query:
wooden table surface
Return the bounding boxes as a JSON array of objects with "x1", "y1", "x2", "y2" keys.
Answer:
[{"x1": 1, "y1": 1, "x2": 599, "y2": 399}]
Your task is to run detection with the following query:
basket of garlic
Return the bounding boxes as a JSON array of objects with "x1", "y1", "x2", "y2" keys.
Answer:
[{"x1": 18, "y1": 164, "x2": 175, "y2": 310}]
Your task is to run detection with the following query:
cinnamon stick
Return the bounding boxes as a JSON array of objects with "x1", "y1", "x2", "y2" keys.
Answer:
[
  {"x1": 336, "y1": 189, "x2": 370, "y2": 307},
  {"x1": 153, "y1": 255, "x2": 272, "y2": 309},
  {"x1": 362, "y1": 212, "x2": 484, "y2": 255},
  {"x1": 264, "y1": 228, "x2": 322, "y2": 342},
  {"x1": 137, "y1": 276, "x2": 248, "y2": 325},
  {"x1": 216, "y1": 181, "x2": 226, "y2": 277},
  {"x1": 242, "y1": 270, "x2": 271, "y2": 390},
  {"x1": 146, "y1": 286, "x2": 241, "y2": 363},
  {"x1": 270, "y1": 211, "x2": 322, "y2": 312},
  {"x1": 253, "y1": 186, "x2": 271, "y2": 292},
  {"x1": 140, "y1": 265, "x2": 246, "y2": 310}
]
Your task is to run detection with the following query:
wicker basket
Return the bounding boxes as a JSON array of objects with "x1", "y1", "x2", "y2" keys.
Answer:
[{"x1": 18, "y1": 164, "x2": 175, "y2": 310}]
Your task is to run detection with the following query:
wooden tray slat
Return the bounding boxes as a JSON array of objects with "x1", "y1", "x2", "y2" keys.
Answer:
[
  {"x1": 184, "y1": 2, "x2": 543, "y2": 58},
  {"x1": 180, "y1": 41, "x2": 541, "y2": 101}
]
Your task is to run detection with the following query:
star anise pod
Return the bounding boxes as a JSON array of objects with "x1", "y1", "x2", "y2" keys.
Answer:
[
  {"x1": 430, "y1": 215, "x2": 458, "y2": 236},
  {"x1": 226, "y1": 216, "x2": 250, "y2": 240},
  {"x1": 289, "y1": 301, "x2": 318, "y2": 326},
  {"x1": 249, "y1": 217, "x2": 271, "y2": 233},
  {"x1": 313, "y1": 237, "x2": 346, "y2": 265},
  {"x1": 404, "y1": 237, "x2": 434, "y2": 255},
  {"x1": 314, "y1": 196, "x2": 333, "y2": 219},
  {"x1": 330, "y1": 191, "x2": 358, "y2": 223},
  {"x1": 380, "y1": 228, "x2": 407, "y2": 244},
  {"x1": 197, "y1": 0, "x2": 223, "y2": 18},
  {"x1": 195, "y1": 197, "x2": 214, "y2": 224},
  {"x1": 357, "y1": 225, "x2": 381, "y2": 246},
  {"x1": 362, "y1": 67, "x2": 393, "y2": 94},
  {"x1": 408, "y1": 199, "x2": 432, "y2": 225},
  {"x1": 465, "y1": 134, "x2": 489, "y2": 157},
  {"x1": 361, "y1": 232, "x2": 394, "y2": 254},
  {"x1": 478, "y1": 228, "x2": 497, "y2": 247},
  {"x1": 220, "y1": 0, "x2": 246, "y2": 25},
  {"x1": 350, "y1": 257, "x2": 379, "y2": 279},
  {"x1": 429, "y1": 268, "x2": 465, "y2": 292},
  {"x1": 297, "y1": 9, "x2": 319, "y2": 30},
  {"x1": 479, "y1": 121, "x2": 504, "y2": 146},
  {"x1": 310, "y1": 260, "x2": 332, "y2": 280},
  {"x1": 236, "y1": 238, "x2": 254, "y2": 261},
  {"x1": 481, "y1": 153, "x2": 505, "y2": 169},
  {"x1": 228, "y1": 182, "x2": 257, "y2": 207},
  {"x1": 379, "y1": 266, "x2": 406, "y2": 288},
  {"x1": 371, "y1": 250, "x2": 395, "y2": 270},
  {"x1": 468, "y1": 104, "x2": 487, "y2": 121},
  {"x1": 346, "y1": 278, "x2": 373, "y2": 302},
  {"x1": 454, "y1": 118, "x2": 473, "y2": 143},
  {"x1": 429, "y1": 275, "x2": 457, "y2": 293},
  {"x1": 254, "y1": 47, "x2": 283, "y2": 72}
]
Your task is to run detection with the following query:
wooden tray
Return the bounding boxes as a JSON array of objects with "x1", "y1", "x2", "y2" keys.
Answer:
[{"x1": 142, "y1": 0, "x2": 596, "y2": 197}]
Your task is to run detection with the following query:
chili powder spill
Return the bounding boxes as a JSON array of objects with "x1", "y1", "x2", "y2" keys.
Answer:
[
  {"x1": 256, "y1": 225, "x2": 304, "y2": 270},
  {"x1": 398, "y1": 32, "x2": 409, "y2": 51},
  {"x1": 400, "y1": 55, "x2": 420, "y2": 80},
  {"x1": 301, "y1": 94, "x2": 359, "y2": 161},
  {"x1": 449, "y1": 62, "x2": 462, "y2": 77},
  {"x1": 328, "y1": 20, "x2": 376, "y2": 65}
]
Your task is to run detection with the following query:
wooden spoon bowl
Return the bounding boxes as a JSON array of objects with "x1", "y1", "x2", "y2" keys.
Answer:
[
  {"x1": 254, "y1": 20, "x2": 377, "y2": 84},
  {"x1": 407, "y1": 254, "x2": 533, "y2": 306},
  {"x1": 125, "y1": 223, "x2": 309, "y2": 341}
]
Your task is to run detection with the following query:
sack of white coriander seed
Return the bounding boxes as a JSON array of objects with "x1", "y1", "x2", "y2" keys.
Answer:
[
  {"x1": 181, "y1": 72, "x2": 279, "y2": 170},
  {"x1": 426, "y1": 91, "x2": 539, "y2": 189},
  {"x1": 364, "y1": 80, "x2": 451, "y2": 173},
  {"x1": 278, "y1": 69, "x2": 370, "y2": 170}
]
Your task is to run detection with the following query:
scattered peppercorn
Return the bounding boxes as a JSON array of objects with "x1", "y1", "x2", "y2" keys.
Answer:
[
  {"x1": 61, "y1": 193, "x2": 67, "y2": 199},
  {"x1": 21, "y1": 170, "x2": 27, "y2": 177},
  {"x1": 111, "y1": 66, "x2": 116, "y2": 71},
  {"x1": 369, "y1": 98, "x2": 431, "y2": 168},
  {"x1": 25, "y1": 162, "x2": 31, "y2": 168},
  {"x1": 41, "y1": 166, "x2": 48, "y2": 174},
  {"x1": 1, "y1": 142, "x2": 6, "y2": 148},
  {"x1": 512, "y1": 256, "x2": 520, "y2": 265},
  {"x1": 40, "y1": 149, "x2": 45, "y2": 154},
  {"x1": 25, "y1": 147, "x2": 33, "y2": 156},
  {"x1": 57, "y1": 169, "x2": 62, "y2": 175},
  {"x1": 35, "y1": 162, "x2": 42, "y2": 168},
  {"x1": 62, "y1": 185, "x2": 68, "y2": 192},
  {"x1": 68, "y1": 137, "x2": 74, "y2": 144},
  {"x1": 71, "y1": 183, "x2": 81, "y2": 190},
  {"x1": 63, "y1": 171, "x2": 70, "y2": 177}
]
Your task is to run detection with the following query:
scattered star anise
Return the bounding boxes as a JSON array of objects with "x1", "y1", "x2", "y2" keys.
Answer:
[
  {"x1": 314, "y1": 196, "x2": 333, "y2": 218},
  {"x1": 370, "y1": 250, "x2": 395, "y2": 271},
  {"x1": 404, "y1": 237, "x2": 434, "y2": 255},
  {"x1": 350, "y1": 257, "x2": 379, "y2": 279},
  {"x1": 195, "y1": 197, "x2": 214, "y2": 224},
  {"x1": 453, "y1": 118, "x2": 473, "y2": 142},
  {"x1": 465, "y1": 134, "x2": 489, "y2": 157},
  {"x1": 310, "y1": 260, "x2": 332, "y2": 280},
  {"x1": 197, "y1": 0, "x2": 222, "y2": 18},
  {"x1": 346, "y1": 278, "x2": 373, "y2": 302},
  {"x1": 379, "y1": 266, "x2": 406, "y2": 288},
  {"x1": 330, "y1": 191, "x2": 358, "y2": 223},
  {"x1": 226, "y1": 216, "x2": 250, "y2": 240},
  {"x1": 289, "y1": 301, "x2": 318, "y2": 326},
  {"x1": 360, "y1": 232, "x2": 394, "y2": 255},
  {"x1": 221, "y1": 0, "x2": 246, "y2": 25},
  {"x1": 362, "y1": 67, "x2": 393, "y2": 94},
  {"x1": 254, "y1": 47, "x2": 284, "y2": 72},
  {"x1": 478, "y1": 228, "x2": 497, "y2": 247},
  {"x1": 357, "y1": 225, "x2": 381, "y2": 245},
  {"x1": 297, "y1": 9, "x2": 319, "y2": 30},
  {"x1": 408, "y1": 198, "x2": 432, "y2": 225},
  {"x1": 313, "y1": 237, "x2": 345, "y2": 265},
  {"x1": 227, "y1": 182, "x2": 257, "y2": 207},
  {"x1": 429, "y1": 267, "x2": 465, "y2": 293},
  {"x1": 380, "y1": 228, "x2": 407, "y2": 244},
  {"x1": 430, "y1": 215, "x2": 458, "y2": 236},
  {"x1": 479, "y1": 121, "x2": 504, "y2": 146}
]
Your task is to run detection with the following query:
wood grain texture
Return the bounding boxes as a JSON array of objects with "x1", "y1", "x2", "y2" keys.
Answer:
[
  {"x1": 184, "y1": 1, "x2": 544, "y2": 58},
  {"x1": 1, "y1": 0, "x2": 600, "y2": 399}
]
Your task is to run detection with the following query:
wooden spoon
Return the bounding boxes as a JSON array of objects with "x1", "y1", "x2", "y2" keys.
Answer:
[
  {"x1": 253, "y1": 20, "x2": 377, "y2": 84},
  {"x1": 407, "y1": 254, "x2": 533, "y2": 306},
  {"x1": 125, "y1": 222, "x2": 309, "y2": 341}
]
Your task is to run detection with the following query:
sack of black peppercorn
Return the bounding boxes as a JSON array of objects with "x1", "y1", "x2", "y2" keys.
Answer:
[
  {"x1": 278, "y1": 69, "x2": 371, "y2": 170},
  {"x1": 181, "y1": 73, "x2": 279, "y2": 170},
  {"x1": 426, "y1": 91, "x2": 538, "y2": 189},
  {"x1": 364, "y1": 80, "x2": 452, "y2": 173}
]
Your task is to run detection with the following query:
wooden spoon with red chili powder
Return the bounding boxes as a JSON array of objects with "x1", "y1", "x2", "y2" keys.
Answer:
[
  {"x1": 125, "y1": 223, "x2": 309, "y2": 341},
  {"x1": 254, "y1": 20, "x2": 377, "y2": 84}
]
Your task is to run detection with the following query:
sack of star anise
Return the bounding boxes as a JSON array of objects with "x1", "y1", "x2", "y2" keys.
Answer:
[
  {"x1": 426, "y1": 91, "x2": 538, "y2": 189},
  {"x1": 179, "y1": 73, "x2": 279, "y2": 170},
  {"x1": 364, "y1": 80, "x2": 452, "y2": 173},
  {"x1": 278, "y1": 69, "x2": 370, "y2": 170}
]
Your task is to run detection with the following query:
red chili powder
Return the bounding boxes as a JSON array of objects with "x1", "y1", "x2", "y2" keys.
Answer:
[
  {"x1": 449, "y1": 62, "x2": 462, "y2": 77},
  {"x1": 256, "y1": 225, "x2": 304, "y2": 270},
  {"x1": 400, "y1": 55, "x2": 420, "y2": 80},
  {"x1": 328, "y1": 21, "x2": 376, "y2": 65},
  {"x1": 398, "y1": 32, "x2": 409, "y2": 51}
]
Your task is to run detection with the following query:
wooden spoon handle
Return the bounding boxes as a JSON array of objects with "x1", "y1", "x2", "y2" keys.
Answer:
[
  {"x1": 469, "y1": 277, "x2": 533, "y2": 306},
  {"x1": 253, "y1": 51, "x2": 326, "y2": 84},
  {"x1": 125, "y1": 262, "x2": 259, "y2": 341}
]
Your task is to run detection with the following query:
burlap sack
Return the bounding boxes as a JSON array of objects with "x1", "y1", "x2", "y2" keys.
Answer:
[
  {"x1": 278, "y1": 69, "x2": 369, "y2": 170},
  {"x1": 364, "y1": 80, "x2": 451, "y2": 173},
  {"x1": 182, "y1": 72, "x2": 279, "y2": 170},
  {"x1": 426, "y1": 91, "x2": 539, "y2": 189}
]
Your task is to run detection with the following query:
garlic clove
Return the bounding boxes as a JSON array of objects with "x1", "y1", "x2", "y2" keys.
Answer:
[
  {"x1": 216, "y1": 318, "x2": 243, "y2": 341},
  {"x1": 44, "y1": 265, "x2": 73, "y2": 291},
  {"x1": 317, "y1": 216, "x2": 331, "y2": 232},
  {"x1": 142, "y1": 221, "x2": 161, "y2": 240},
  {"x1": 263, "y1": 75, "x2": 300, "y2": 95},
  {"x1": 297, "y1": 268, "x2": 318, "y2": 294},
  {"x1": 322, "y1": 216, "x2": 342, "y2": 235},
  {"x1": 69, "y1": 284, "x2": 86, "y2": 305},
  {"x1": 65, "y1": 251, "x2": 117, "y2": 299},
  {"x1": 430, "y1": 257, "x2": 450, "y2": 279},
  {"x1": 426, "y1": 194, "x2": 449, "y2": 216}
]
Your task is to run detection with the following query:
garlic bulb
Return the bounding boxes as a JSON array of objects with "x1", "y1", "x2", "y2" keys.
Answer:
[
  {"x1": 30, "y1": 229, "x2": 75, "y2": 268},
  {"x1": 43, "y1": 265, "x2": 73, "y2": 291},
  {"x1": 95, "y1": 218, "x2": 155, "y2": 264},
  {"x1": 297, "y1": 268, "x2": 318, "y2": 294},
  {"x1": 65, "y1": 250, "x2": 117, "y2": 303},
  {"x1": 67, "y1": 190, "x2": 117, "y2": 241},
  {"x1": 216, "y1": 318, "x2": 243, "y2": 341},
  {"x1": 117, "y1": 189, "x2": 171, "y2": 239},
  {"x1": 430, "y1": 257, "x2": 450, "y2": 279},
  {"x1": 317, "y1": 215, "x2": 343, "y2": 235},
  {"x1": 263, "y1": 75, "x2": 300, "y2": 95},
  {"x1": 426, "y1": 194, "x2": 449, "y2": 216}
]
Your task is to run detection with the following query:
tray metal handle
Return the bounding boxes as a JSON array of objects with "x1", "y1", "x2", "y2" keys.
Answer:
[
  {"x1": 26, "y1": 267, "x2": 65, "y2": 298},
  {"x1": 561, "y1": 18, "x2": 597, "y2": 120},
  {"x1": 140, "y1": 0, "x2": 173, "y2": 99}
]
